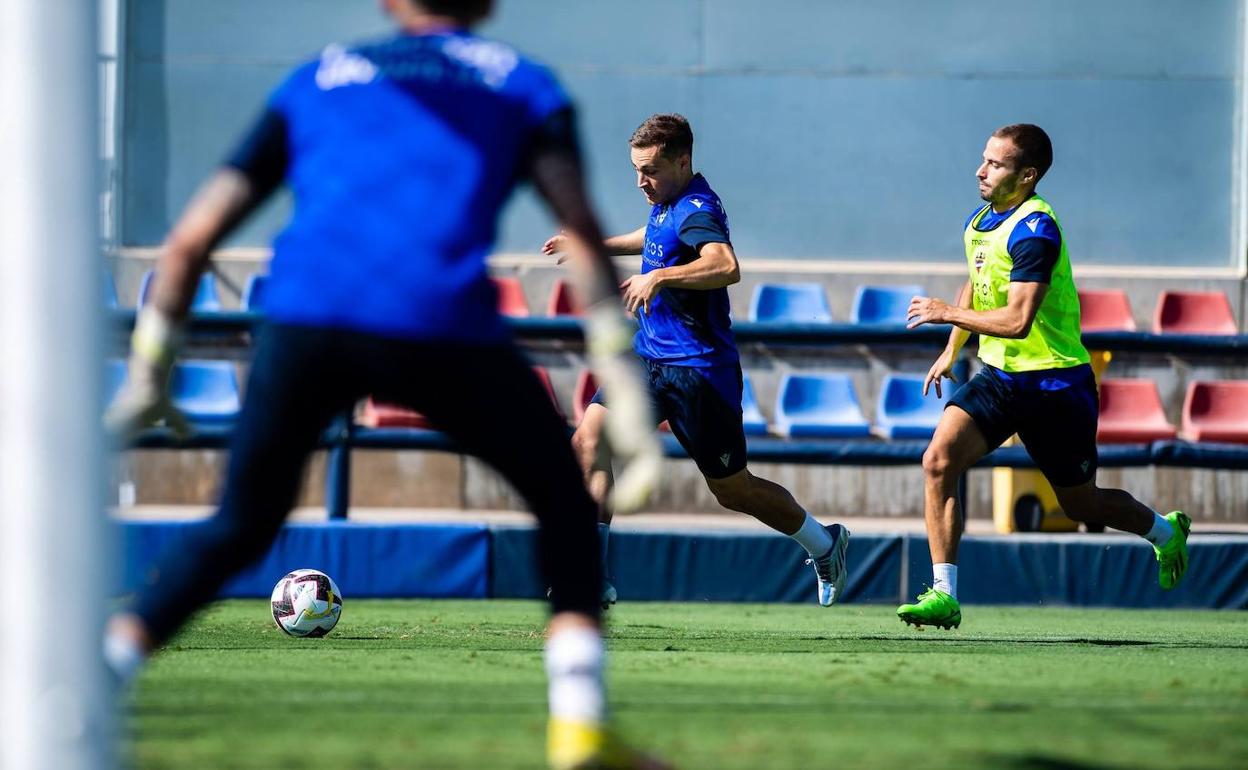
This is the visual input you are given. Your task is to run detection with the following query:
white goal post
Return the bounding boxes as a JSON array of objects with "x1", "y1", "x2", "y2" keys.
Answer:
[{"x1": 0, "y1": 1, "x2": 115, "y2": 768}]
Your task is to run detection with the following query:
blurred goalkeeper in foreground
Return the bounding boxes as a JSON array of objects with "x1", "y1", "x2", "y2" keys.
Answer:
[{"x1": 104, "y1": 1, "x2": 666, "y2": 768}]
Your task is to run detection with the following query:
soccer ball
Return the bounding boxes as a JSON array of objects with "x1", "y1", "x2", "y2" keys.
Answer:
[{"x1": 270, "y1": 569, "x2": 343, "y2": 637}]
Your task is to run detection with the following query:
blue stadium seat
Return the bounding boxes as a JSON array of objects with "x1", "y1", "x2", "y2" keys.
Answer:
[
  {"x1": 170, "y1": 360, "x2": 240, "y2": 423},
  {"x1": 748, "y1": 283, "x2": 833, "y2": 323},
  {"x1": 105, "y1": 359, "x2": 128, "y2": 406},
  {"x1": 874, "y1": 373, "x2": 950, "y2": 439},
  {"x1": 773, "y1": 374, "x2": 870, "y2": 438},
  {"x1": 242, "y1": 273, "x2": 268, "y2": 310},
  {"x1": 850, "y1": 284, "x2": 925, "y2": 325},
  {"x1": 105, "y1": 271, "x2": 119, "y2": 308},
  {"x1": 137, "y1": 269, "x2": 222, "y2": 311},
  {"x1": 741, "y1": 373, "x2": 768, "y2": 435}
]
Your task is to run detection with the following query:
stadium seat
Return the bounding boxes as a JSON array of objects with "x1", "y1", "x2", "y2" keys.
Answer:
[
  {"x1": 169, "y1": 360, "x2": 240, "y2": 423},
  {"x1": 773, "y1": 373, "x2": 870, "y2": 438},
  {"x1": 741, "y1": 372, "x2": 768, "y2": 435},
  {"x1": 1096, "y1": 378, "x2": 1176, "y2": 443},
  {"x1": 530, "y1": 366, "x2": 563, "y2": 419},
  {"x1": 362, "y1": 367, "x2": 560, "y2": 429},
  {"x1": 105, "y1": 271, "x2": 119, "y2": 308},
  {"x1": 748, "y1": 283, "x2": 833, "y2": 323},
  {"x1": 850, "y1": 284, "x2": 925, "y2": 325},
  {"x1": 137, "y1": 269, "x2": 222, "y2": 311},
  {"x1": 360, "y1": 398, "x2": 432, "y2": 429},
  {"x1": 573, "y1": 369, "x2": 598, "y2": 425},
  {"x1": 546, "y1": 279, "x2": 582, "y2": 317},
  {"x1": 1153, "y1": 291, "x2": 1237, "y2": 335},
  {"x1": 241, "y1": 273, "x2": 268, "y2": 310},
  {"x1": 1180, "y1": 380, "x2": 1248, "y2": 443},
  {"x1": 873, "y1": 373, "x2": 950, "y2": 439},
  {"x1": 492, "y1": 277, "x2": 530, "y2": 318},
  {"x1": 105, "y1": 359, "x2": 128, "y2": 406},
  {"x1": 1077, "y1": 289, "x2": 1136, "y2": 332},
  {"x1": 576, "y1": 368, "x2": 766, "y2": 434}
]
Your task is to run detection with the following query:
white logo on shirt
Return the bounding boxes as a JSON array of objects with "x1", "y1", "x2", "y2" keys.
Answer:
[
  {"x1": 315, "y1": 44, "x2": 379, "y2": 90},
  {"x1": 719, "y1": 452, "x2": 731, "y2": 467},
  {"x1": 1025, "y1": 216, "x2": 1041, "y2": 233},
  {"x1": 442, "y1": 37, "x2": 519, "y2": 88},
  {"x1": 692, "y1": 199, "x2": 704, "y2": 208}
]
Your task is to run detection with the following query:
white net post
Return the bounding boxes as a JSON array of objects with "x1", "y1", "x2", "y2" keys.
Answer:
[{"x1": 0, "y1": 1, "x2": 114, "y2": 768}]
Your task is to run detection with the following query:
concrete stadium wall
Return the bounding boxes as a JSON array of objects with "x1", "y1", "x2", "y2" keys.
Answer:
[{"x1": 120, "y1": 0, "x2": 1248, "y2": 268}]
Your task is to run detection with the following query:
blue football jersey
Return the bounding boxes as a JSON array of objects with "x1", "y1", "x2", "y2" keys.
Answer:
[
  {"x1": 258, "y1": 31, "x2": 570, "y2": 341},
  {"x1": 633, "y1": 174, "x2": 739, "y2": 366}
]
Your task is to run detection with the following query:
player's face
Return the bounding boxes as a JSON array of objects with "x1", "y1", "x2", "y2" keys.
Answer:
[
  {"x1": 631, "y1": 145, "x2": 690, "y2": 205},
  {"x1": 977, "y1": 136, "x2": 1033, "y2": 206}
]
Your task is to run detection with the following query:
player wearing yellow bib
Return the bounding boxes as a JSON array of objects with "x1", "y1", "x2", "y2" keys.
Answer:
[{"x1": 900, "y1": 124, "x2": 1191, "y2": 629}]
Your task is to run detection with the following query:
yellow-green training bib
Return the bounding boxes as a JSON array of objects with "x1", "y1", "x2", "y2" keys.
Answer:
[{"x1": 963, "y1": 195, "x2": 1089, "y2": 372}]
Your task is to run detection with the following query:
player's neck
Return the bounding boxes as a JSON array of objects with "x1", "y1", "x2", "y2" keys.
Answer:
[
  {"x1": 394, "y1": 12, "x2": 471, "y2": 35},
  {"x1": 663, "y1": 171, "x2": 696, "y2": 204},
  {"x1": 991, "y1": 188, "x2": 1034, "y2": 214}
]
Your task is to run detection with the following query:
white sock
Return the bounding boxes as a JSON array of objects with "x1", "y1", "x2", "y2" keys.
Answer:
[
  {"x1": 933, "y1": 563, "x2": 958, "y2": 599},
  {"x1": 544, "y1": 627, "x2": 606, "y2": 724},
  {"x1": 104, "y1": 630, "x2": 147, "y2": 685},
  {"x1": 1144, "y1": 511, "x2": 1174, "y2": 547},
  {"x1": 598, "y1": 523, "x2": 610, "y2": 578},
  {"x1": 790, "y1": 511, "x2": 835, "y2": 557}
]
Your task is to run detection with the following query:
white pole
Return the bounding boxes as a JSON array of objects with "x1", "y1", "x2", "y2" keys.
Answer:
[{"x1": 0, "y1": 0, "x2": 113, "y2": 768}]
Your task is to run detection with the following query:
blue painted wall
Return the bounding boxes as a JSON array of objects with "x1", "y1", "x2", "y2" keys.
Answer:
[{"x1": 122, "y1": 0, "x2": 1244, "y2": 266}]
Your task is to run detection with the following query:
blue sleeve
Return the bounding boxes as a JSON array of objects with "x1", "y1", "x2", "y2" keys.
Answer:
[
  {"x1": 1007, "y1": 213, "x2": 1062, "y2": 283},
  {"x1": 678, "y1": 210, "x2": 731, "y2": 249},
  {"x1": 223, "y1": 108, "x2": 289, "y2": 195},
  {"x1": 1009, "y1": 237, "x2": 1059, "y2": 283}
]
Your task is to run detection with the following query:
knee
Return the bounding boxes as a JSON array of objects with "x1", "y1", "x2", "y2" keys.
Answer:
[
  {"x1": 570, "y1": 428, "x2": 600, "y2": 469},
  {"x1": 922, "y1": 444, "x2": 955, "y2": 482},
  {"x1": 1053, "y1": 486, "x2": 1097, "y2": 522},
  {"x1": 706, "y1": 475, "x2": 751, "y2": 512}
]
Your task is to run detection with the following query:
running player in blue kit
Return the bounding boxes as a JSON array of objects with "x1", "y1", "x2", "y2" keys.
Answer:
[
  {"x1": 544, "y1": 114, "x2": 850, "y2": 608},
  {"x1": 104, "y1": 2, "x2": 666, "y2": 767}
]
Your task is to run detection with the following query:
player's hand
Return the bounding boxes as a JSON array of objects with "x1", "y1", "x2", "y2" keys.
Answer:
[
  {"x1": 923, "y1": 347, "x2": 959, "y2": 398},
  {"x1": 584, "y1": 302, "x2": 661, "y2": 514},
  {"x1": 105, "y1": 307, "x2": 190, "y2": 440},
  {"x1": 907, "y1": 295, "x2": 951, "y2": 329},
  {"x1": 542, "y1": 230, "x2": 571, "y2": 264},
  {"x1": 620, "y1": 272, "x2": 662, "y2": 315}
]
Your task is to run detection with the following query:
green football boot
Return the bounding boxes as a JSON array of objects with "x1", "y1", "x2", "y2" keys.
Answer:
[
  {"x1": 897, "y1": 588, "x2": 961, "y2": 629},
  {"x1": 1155, "y1": 511, "x2": 1192, "y2": 591}
]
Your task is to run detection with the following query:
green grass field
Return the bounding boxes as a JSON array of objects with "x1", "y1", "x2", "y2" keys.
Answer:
[{"x1": 127, "y1": 600, "x2": 1248, "y2": 770}]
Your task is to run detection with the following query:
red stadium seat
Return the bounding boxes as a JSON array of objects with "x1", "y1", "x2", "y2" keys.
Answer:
[
  {"x1": 573, "y1": 369, "x2": 598, "y2": 425},
  {"x1": 1153, "y1": 291, "x2": 1237, "y2": 335},
  {"x1": 1181, "y1": 380, "x2": 1248, "y2": 443},
  {"x1": 1096, "y1": 379, "x2": 1176, "y2": 443},
  {"x1": 491, "y1": 277, "x2": 530, "y2": 318},
  {"x1": 546, "y1": 279, "x2": 583, "y2": 317},
  {"x1": 359, "y1": 398, "x2": 432, "y2": 429},
  {"x1": 530, "y1": 366, "x2": 564, "y2": 420},
  {"x1": 362, "y1": 367, "x2": 560, "y2": 427},
  {"x1": 1078, "y1": 290, "x2": 1136, "y2": 332}
]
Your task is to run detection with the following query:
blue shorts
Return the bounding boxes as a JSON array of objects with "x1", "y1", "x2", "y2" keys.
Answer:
[
  {"x1": 947, "y1": 363, "x2": 1099, "y2": 487},
  {"x1": 591, "y1": 360, "x2": 747, "y2": 479}
]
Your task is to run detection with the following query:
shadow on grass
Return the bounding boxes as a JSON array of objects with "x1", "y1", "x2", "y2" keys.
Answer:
[{"x1": 987, "y1": 753, "x2": 1123, "y2": 770}]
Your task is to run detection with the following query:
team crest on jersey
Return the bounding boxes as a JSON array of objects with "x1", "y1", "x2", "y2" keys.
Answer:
[
  {"x1": 974, "y1": 252, "x2": 986, "y2": 272},
  {"x1": 657, "y1": 209, "x2": 668, "y2": 224}
]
